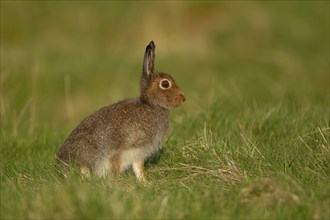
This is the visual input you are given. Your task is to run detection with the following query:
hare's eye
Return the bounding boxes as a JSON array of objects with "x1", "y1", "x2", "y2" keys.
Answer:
[{"x1": 159, "y1": 79, "x2": 171, "y2": 90}]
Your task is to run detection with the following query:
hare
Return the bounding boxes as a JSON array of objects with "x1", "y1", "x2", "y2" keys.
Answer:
[{"x1": 56, "y1": 41, "x2": 185, "y2": 182}]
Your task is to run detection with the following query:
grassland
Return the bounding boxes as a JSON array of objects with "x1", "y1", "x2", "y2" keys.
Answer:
[{"x1": 1, "y1": 1, "x2": 329, "y2": 219}]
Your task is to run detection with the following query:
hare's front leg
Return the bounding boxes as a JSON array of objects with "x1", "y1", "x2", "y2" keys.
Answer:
[
  {"x1": 80, "y1": 165, "x2": 91, "y2": 178},
  {"x1": 132, "y1": 160, "x2": 146, "y2": 183}
]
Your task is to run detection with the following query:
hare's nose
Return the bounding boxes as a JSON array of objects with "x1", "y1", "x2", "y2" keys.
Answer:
[{"x1": 180, "y1": 92, "x2": 186, "y2": 102}]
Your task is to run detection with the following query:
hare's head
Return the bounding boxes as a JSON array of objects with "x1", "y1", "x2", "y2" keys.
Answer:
[{"x1": 140, "y1": 41, "x2": 185, "y2": 109}]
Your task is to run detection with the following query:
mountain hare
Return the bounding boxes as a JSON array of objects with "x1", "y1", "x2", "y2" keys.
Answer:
[{"x1": 56, "y1": 41, "x2": 185, "y2": 182}]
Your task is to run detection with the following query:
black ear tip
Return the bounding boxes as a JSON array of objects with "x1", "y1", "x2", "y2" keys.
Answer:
[{"x1": 148, "y1": 41, "x2": 155, "y2": 48}]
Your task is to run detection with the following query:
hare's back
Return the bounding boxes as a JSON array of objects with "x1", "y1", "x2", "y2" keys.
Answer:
[{"x1": 91, "y1": 99, "x2": 169, "y2": 150}]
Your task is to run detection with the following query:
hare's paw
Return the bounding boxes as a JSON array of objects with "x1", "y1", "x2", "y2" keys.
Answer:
[{"x1": 132, "y1": 160, "x2": 147, "y2": 183}]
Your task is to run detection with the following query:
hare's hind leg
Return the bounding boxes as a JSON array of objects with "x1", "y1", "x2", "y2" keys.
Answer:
[
  {"x1": 110, "y1": 154, "x2": 121, "y2": 180},
  {"x1": 132, "y1": 160, "x2": 146, "y2": 183}
]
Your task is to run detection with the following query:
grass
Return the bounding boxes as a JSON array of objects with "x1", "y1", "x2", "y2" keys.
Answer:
[{"x1": 1, "y1": 1, "x2": 329, "y2": 219}]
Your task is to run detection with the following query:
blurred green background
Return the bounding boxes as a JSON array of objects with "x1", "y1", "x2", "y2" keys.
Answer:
[{"x1": 1, "y1": 1, "x2": 328, "y2": 137}]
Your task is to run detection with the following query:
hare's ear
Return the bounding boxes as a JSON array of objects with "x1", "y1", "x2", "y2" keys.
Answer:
[{"x1": 143, "y1": 41, "x2": 156, "y2": 79}]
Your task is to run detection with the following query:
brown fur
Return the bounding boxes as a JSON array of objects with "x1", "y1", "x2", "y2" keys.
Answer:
[{"x1": 56, "y1": 41, "x2": 185, "y2": 181}]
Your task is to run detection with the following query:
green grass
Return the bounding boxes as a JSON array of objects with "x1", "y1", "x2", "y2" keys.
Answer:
[{"x1": 1, "y1": 1, "x2": 329, "y2": 219}]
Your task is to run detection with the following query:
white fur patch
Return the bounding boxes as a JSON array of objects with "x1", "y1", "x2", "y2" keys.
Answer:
[
  {"x1": 94, "y1": 147, "x2": 158, "y2": 177},
  {"x1": 94, "y1": 157, "x2": 111, "y2": 177},
  {"x1": 119, "y1": 148, "x2": 149, "y2": 172}
]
